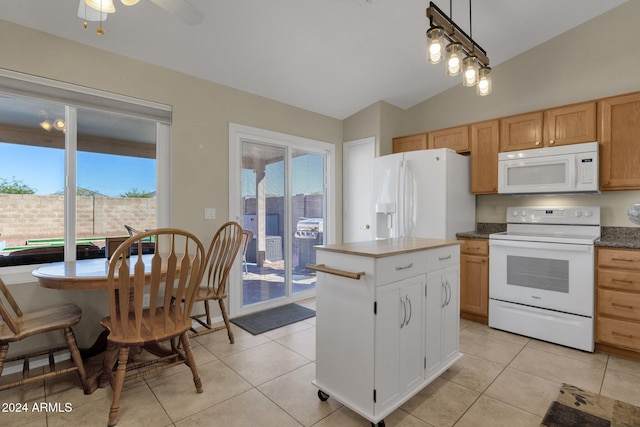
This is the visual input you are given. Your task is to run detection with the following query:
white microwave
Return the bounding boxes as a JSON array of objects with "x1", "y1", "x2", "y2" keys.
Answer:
[{"x1": 498, "y1": 142, "x2": 599, "y2": 195}]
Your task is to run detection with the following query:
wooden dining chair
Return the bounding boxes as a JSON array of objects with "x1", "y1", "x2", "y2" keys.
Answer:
[
  {"x1": 189, "y1": 221, "x2": 243, "y2": 342},
  {"x1": 100, "y1": 228, "x2": 206, "y2": 426},
  {"x1": 0, "y1": 276, "x2": 90, "y2": 394}
]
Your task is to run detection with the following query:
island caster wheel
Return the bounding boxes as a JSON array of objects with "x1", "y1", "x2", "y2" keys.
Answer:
[
  {"x1": 317, "y1": 390, "x2": 330, "y2": 401},
  {"x1": 370, "y1": 421, "x2": 385, "y2": 427}
]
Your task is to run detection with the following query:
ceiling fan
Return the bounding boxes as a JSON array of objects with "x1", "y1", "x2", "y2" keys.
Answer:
[{"x1": 78, "y1": 0, "x2": 204, "y2": 34}]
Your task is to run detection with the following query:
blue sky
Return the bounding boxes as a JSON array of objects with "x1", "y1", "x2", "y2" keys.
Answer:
[
  {"x1": 0, "y1": 142, "x2": 156, "y2": 197},
  {"x1": 2, "y1": 142, "x2": 322, "y2": 198},
  {"x1": 242, "y1": 154, "x2": 324, "y2": 197}
]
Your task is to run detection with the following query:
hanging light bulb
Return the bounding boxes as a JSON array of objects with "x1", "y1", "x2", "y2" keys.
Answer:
[
  {"x1": 40, "y1": 120, "x2": 53, "y2": 132},
  {"x1": 476, "y1": 67, "x2": 492, "y2": 96},
  {"x1": 426, "y1": 27, "x2": 445, "y2": 64},
  {"x1": 85, "y1": 0, "x2": 116, "y2": 13},
  {"x1": 445, "y1": 43, "x2": 462, "y2": 76},
  {"x1": 462, "y1": 56, "x2": 479, "y2": 87},
  {"x1": 120, "y1": 0, "x2": 139, "y2": 5}
]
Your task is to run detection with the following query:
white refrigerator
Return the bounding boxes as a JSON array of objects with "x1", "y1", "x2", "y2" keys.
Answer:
[{"x1": 372, "y1": 149, "x2": 475, "y2": 240}]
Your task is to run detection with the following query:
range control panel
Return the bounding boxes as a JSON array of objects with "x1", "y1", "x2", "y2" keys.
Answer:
[{"x1": 506, "y1": 206, "x2": 601, "y2": 226}]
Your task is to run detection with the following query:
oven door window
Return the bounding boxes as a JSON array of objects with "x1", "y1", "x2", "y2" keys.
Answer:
[{"x1": 506, "y1": 255, "x2": 568, "y2": 293}]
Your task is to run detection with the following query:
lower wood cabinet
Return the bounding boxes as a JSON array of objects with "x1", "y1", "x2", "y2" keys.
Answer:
[
  {"x1": 596, "y1": 247, "x2": 640, "y2": 359},
  {"x1": 459, "y1": 238, "x2": 489, "y2": 324}
]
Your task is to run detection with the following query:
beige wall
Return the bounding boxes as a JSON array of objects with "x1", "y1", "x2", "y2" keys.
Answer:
[
  {"x1": 0, "y1": 20, "x2": 344, "y2": 246},
  {"x1": 395, "y1": 0, "x2": 640, "y2": 227}
]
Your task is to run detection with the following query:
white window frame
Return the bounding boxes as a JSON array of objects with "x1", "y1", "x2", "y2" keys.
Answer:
[{"x1": 0, "y1": 69, "x2": 171, "y2": 283}]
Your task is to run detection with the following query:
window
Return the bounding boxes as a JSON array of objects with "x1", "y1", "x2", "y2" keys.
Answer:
[{"x1": 0, "y1": 70, "x2": 171, "y2": 269}]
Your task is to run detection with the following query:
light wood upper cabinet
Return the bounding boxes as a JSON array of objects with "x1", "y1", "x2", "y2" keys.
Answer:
[
  {"x1": 543, "y1": 101, "x2": 596, "y2": 146},
  {"x1": 427, "y1": 125, "x2": 470, "y2": 153},
  {"x1": 499, "y1": 112, "x2": 544, "y2": 152},
  {"x1": 470, "y1": 120, "x2": 499, "y2": 194},
  {"x1": 392, "y1": 133, "x2": 427, "y2": 153},
  {"x1": 599, "y1": 93, "x2": 640, "y2": 190}
]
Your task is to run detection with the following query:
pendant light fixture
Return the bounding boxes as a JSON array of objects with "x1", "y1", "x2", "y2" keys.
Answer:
[
  {"x1": 426, "y1": 27, "x2": 445, "y2": 64},
  {"x1": 426, "y1": 1, "x2": 492, "y2": 96}
]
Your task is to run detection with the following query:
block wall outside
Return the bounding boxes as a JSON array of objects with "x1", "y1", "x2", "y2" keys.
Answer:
[{"x1": 0, "y1": 194, "x2": 155, "y2": 246}]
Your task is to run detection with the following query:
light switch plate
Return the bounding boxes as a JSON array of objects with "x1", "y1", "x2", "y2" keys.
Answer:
[{"x1": 204, "y1": 208, "x2": 216, "y2": 220}]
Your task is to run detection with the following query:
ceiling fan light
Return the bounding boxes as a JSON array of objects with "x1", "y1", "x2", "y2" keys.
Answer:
[
  {"x1": 40, "y1": 120, "x2": 52, "y2": 132},
  {"x1": 53, "y1": 119, "x2": 66, "y2": 131},
  {"x1": 85, "y1": 0, "x2": 116, "y2": 14},
  {"x1": 445, "y1": 43, "x2": 462, "y2": 76},
  {"x1": 426, "y1": 27, "x2": 445, "y2": 64},
  {"x1": 120, "y1": 0, "x2": 139, "y2": 5},
  {"x1": 462, "y1": 56, "x2": 479, "y2": 87},
  {"x1": 476, "y1": 67, "x2": 492, "y2": 96}
]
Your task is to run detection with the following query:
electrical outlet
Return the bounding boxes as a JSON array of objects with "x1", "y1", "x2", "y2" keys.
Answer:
[{"x1": 204, "y1": 208, "x2": 216, "y2": 220}]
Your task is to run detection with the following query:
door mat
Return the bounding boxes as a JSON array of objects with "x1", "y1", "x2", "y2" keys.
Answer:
[
  {"x1": 541, "y1": 383, "x2": 640, "y2": 426},
  {"x1": 230, "y1": 303, "x2": 315, "y2": 335}
]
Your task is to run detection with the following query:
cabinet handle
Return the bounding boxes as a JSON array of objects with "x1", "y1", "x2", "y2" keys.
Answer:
[
  {"x1": 438, "y1": 255, "x2": 452, "y2": 261},
  {"x1": 468, "y1": 246, "x2": 480, "y2": 251},
  {"x1": 549, "y1": 140, "x2": 555, "y2": 145},
  {"x1": 441, "y1": 282, "x2": 446, "y2": 308},
  {"x1": 611, "y1": 258, "x2": 634, "y2": 262},
  {"x1": 405, "y1": 296, "x2": 412, "y2": 326},
  {"x1": 305, "y1": 264, "x2": 365, "y2": 280},
  {"x1": 611, "y1": 302, "x2": 634, "y2": 310},
  {"x1": 535, "y1": 141, "x2": 541, "y2": 146},
  {"x1": 400, "y1": 297, "x2": 407, "y2": 328},
  {"x1": 396, "y1": 263, "x2": 413, "y2": 271},
  {"x1": 612, "y1": 278, "x2": 633, "y2": 284},
  {"x1": 445, "y1": 280, "x2": 452, "y2": 306},
  {"x1": 612, "y1": 331, "x2": 634, "y2": 339}
]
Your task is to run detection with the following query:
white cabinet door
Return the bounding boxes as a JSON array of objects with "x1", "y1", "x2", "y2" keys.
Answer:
[
  {"x1": 425, "y1": 265, "x2": 461, "y2": 377},
  {"x1": 425, "y1": 270, "x2": 444, "y2": 377},
  {"x1": 442, "y1": 265, "x2": 460, "y2": 363},
  {"x1": 375, "y1": 275, "x2": 425, "y2": 415}
]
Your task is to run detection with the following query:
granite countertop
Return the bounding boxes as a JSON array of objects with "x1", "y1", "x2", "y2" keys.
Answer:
[
  {"x1": 315, "y1": 237, "x2": 460, "y2": 258},
  {"x1": 456, "y1": 224, "x2": 640, "y2": 249},
  {"x1": 596, "y1": 227, "x2": 640, "y2": 249},
  {"x1": 456, "y1": 223, "x2": 506, "y2": 240}
]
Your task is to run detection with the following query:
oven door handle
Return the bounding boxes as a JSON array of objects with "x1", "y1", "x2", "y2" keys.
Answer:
[{"x1": 489, "y1": 239, "x2": 594, "y2": 253}]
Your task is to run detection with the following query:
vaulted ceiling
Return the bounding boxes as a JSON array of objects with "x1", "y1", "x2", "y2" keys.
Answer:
[{"x1": 0, "y1": 0, "x2": 628, "y2": 119}]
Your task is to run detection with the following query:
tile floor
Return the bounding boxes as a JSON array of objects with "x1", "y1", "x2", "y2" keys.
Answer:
[{"x1": 2, "y1": 298, "x2": 640, "y2": 427}]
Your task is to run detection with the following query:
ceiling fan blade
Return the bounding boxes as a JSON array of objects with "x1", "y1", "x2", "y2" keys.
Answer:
[{"x1": 149, "y1": 0, "x2": 204, "y2": 25}]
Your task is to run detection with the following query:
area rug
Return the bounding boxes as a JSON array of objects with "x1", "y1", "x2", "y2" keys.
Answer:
[
  {"x1": 541, "y1": 383, "x2": 640, "y2": 427},
  {"x1": 230, "y1": 303, "x2": 315, "y2": 335}
]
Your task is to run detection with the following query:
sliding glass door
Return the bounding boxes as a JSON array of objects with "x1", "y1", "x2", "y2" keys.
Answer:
[{"x1": 229, "y1": 124, "x2": 333, "y2": 316}]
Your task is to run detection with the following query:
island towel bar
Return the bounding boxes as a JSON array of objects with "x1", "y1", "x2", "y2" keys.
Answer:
[{"x1": 305, "y1": 264, "x2": 365, "y2": 280}]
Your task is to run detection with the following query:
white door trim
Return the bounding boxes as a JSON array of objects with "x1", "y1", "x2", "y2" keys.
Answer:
[{"x1": 228, "y1": 123, "x2": 335, "y2": 316}]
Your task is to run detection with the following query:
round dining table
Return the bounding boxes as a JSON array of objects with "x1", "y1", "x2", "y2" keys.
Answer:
[{"x1": 33, "y1": 254, "x2": 155, "y2": 290}]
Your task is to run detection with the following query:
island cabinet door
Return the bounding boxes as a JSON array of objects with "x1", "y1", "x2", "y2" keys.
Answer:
[
  {"x1": 425, "y1": 266, "x2": 462, "y2": 378},
  {"x1": 425, "y1": 270, "x2": 445, "y2": 377},
  {"x1": 374, "y1": 275, "x2": 425, "y2": 416}
]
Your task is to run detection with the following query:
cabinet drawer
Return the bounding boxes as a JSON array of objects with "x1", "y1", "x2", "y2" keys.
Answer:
[
  {"x1": 426, "y1": 245, "x2": 460, "y2": 272},
  {"x1": 460, "y1": 239, "x2": 488, "y2": 256},
  {"x1": 598, "y1": 269, "x2": 640, "y2": 292},
  {"x1": 598, "y1": 248, "x2": 640, "y2": 271},
  {"x1": 596, "y1": 317, "x2": 640, "y2": 352},
  {"x1": 598, "y1": 289, "x2": 640, "y2": 321},
  {"x1": 376, "y1": 251, "x2": 428, "y2": 284}
]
